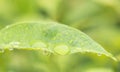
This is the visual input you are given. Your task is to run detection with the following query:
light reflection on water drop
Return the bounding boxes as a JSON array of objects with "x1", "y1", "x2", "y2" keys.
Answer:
[{"x1": 54, "y1": 44, "x2": 69, "y2": 55}]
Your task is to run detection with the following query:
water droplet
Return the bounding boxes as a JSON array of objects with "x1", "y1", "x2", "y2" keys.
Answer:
[
  {"x1": 54, "y1": 44, "x2": 69, "y2": 55},
  {"x1": 97, "y1": 53, "x2": 102, "y2": 56}
]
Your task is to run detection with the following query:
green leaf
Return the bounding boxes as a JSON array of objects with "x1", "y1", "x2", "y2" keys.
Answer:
[{"x1": 0, "y1": 21, "x2": 116, "y2": 61}]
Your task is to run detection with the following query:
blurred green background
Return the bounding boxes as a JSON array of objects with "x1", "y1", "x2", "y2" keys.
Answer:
[{"x1": 0, "y1": 0, "x2": 120, "y2": 72}]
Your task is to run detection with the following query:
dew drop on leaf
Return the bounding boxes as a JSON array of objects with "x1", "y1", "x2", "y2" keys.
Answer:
[{"x1": 54, "y1": 44, "x2": 69, "y2": 55}]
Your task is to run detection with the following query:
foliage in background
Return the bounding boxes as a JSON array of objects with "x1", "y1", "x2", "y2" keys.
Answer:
[{"x1": 0, "y1": 0, "x2": 120, "y2": 72}]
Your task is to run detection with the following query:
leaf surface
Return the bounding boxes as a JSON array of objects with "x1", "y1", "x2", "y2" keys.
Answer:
[{"x1": 0, "y1": 21, "x2": 116, "y2": 60}]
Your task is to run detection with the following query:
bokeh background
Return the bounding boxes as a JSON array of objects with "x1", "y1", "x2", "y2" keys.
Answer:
[{"x1": 0, "y1": 0, "x2": 120, "y2": 72}]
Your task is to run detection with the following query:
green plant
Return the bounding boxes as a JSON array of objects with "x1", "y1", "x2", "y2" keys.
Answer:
[
  {"x1": 0, "y1": 0, "x2": 120, "y2": 72},
  {"x1": 0, "y1": 21, "x2": 116, "y2": 60},
  {"x1": 0, "y1": 21, "x2": 117, "y2": 72}
]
